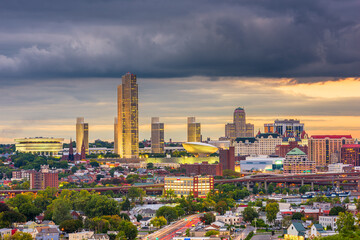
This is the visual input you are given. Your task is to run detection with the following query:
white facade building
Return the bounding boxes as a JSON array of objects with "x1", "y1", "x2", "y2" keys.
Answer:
[{"x1": 233, "y1": 133, "x2": 282, "y2": 156}]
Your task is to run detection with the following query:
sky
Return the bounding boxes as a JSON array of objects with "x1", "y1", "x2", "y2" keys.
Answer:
[{"x1": 0, "y1": 0, "x2": 360, "y2": 143}]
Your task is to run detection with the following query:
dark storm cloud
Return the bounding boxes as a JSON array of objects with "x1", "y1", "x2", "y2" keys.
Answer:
[{"x1": 0, "y1": 0, "x2": 359, "y2": 83}]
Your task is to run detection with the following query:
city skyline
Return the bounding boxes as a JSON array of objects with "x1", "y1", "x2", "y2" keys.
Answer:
[{"x1": 0, "y1": 0, "x2": 360, "y2": 143}]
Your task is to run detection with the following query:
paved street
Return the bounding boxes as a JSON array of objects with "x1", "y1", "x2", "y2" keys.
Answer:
[
  {"x1": 234, "y1": 226, "x2": 254, "y2": 240},
  {"x1": 146, "y1": 214, "x2": 201, "y2": 240}
]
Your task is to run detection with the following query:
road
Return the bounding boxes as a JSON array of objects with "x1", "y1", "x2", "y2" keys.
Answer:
[
  {"x1": 234, "y1": 226, "x2": 254, "y2": 240},
  {"x1": 252, "y1": 234, "x2": 277, "y2": 240},
  {"x1": 146, "y1": 214, "x2": 201, "y2": 240}
]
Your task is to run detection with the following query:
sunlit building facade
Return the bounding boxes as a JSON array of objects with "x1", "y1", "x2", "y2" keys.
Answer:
[
  {"x1": 308, "y1": 135, "x2": 354, "y2": 167},
  {"x1": 187, "y1": 117, "x2": 201, "y2": 142},
  {"x1": 233, "y1": 133, "x2": 282, "y2": 156},
  {"x1": 341, "y1": 144, "x2": 360, "y2": 166},
  {"x1": 114, "y1": 73, "x2": 139, "y2": 158},
  {"x1": 264, "y1": 119, "x2": 304, "y2": 138},
  {"x1": 225, "y1": 107, "x2": 254, "y2": 139},
  {"x1": 164, "y1": 176, "x2": 214, "y2": 198},
  {"x1": 151, "y1": 117, "x2": 164, "y2": 154},
  {"x1": 76, "y1": 117, "x2": 89, "y2": 154},
  {"x1": 15, "y1": 137, "x2": 64, "y2": 156},
  {"x1": 283, "y1": 148, "x2": 315, "y2": 175}
]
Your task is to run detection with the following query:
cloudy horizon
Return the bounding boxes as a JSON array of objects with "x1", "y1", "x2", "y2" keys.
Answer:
[{"x1": 1, "y1": 0, "x2": 360, "y2": 143}]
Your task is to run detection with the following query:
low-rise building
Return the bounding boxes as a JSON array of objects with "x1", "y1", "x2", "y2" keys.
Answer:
[
  {"x1": 319, "y1": 216, "x2": 338, "y2": 230},
  {"x1": 69, "y1": 231, "x2": 94, "y2": 240},
  {"x1": 33, "y1": 226, "x2": 60, "y2": 240},
  {"x1": 215, "y1": 211, "x2": 241, "y2": 225},
  {"x1": 285, "y1": 222, "x2": 306, "y2": 240},
  {"x1": 164, "y1": 176, "x2": 214, "y2": 198},
  {"x1": 180, "y1": 162, "x2": 222, "y2": 176}
]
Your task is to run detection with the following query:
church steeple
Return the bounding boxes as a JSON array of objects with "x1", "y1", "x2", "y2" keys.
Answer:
[{"x1": 68, "y1": 138, "x2": 74, "y2": 161}]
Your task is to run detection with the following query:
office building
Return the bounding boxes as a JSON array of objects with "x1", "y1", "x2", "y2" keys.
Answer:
[
  {"x1": 308, "y1": 135, "x2": 354, "y2": 167},
  {"x1": 114, "y1": 73, "x2": 139, "y2": 158},
  {"x1": 219, "y1": 146, "x2": 235, "y2": 171},
  {"x1": 233, "y1": 133, "x2": 282, "y2": 156},
  {"x1": 225, "y1": 107, "x2": 254, "y2": 139},
  {"x1": 341, "y1": 144, "x2": 360, "y2": 166},
  {"x1": 30, "y1": 165, "x2": 58, "y2": 189},
  {"x1": 76, "y1": 117, "x2": 89, "y2": 154},
  {"x1": 164, "y1": 176, "x2": 214, "y2": 198},
  {"x1": 264, "y1": 119, "x2": 304, "y2": 138},
  {"x1": 187, "y1": 117, "x2": 201, "y2": 142},
  {"x1": 275, "y1": 141, "x2": 308, "y2": 157},
  {"x1": 14, "y1": 137, "x2": 64, "y2": 156},
  {"x1": 283, "y1": 148, "x2": 315, "y2": 175},
  {"x1": 151, "y1": 117, "x2": 164, "y2": 154},
  {"x1": 180, "y1": 162, "x2": 223, "y2": 176}
]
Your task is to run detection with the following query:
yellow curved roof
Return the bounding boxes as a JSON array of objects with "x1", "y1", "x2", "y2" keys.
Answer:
[{"x1": 182, "y1": 142, "x2": 218, "y2": 154}]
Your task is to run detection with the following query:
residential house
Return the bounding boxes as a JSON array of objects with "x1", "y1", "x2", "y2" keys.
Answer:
[
  {"x1": 33, "y1": 226, "x2": 60, "y2": 240},
  {"x1": 89, "y1": 233, "x2": 110, "y2": 240},
  {"x1": 284, "y1": 222, "x2": 306, "y2": 240},
  {"x1": 69, "y1": 231, "x2": 94, "y2": 240},
  {"x1": 215, "y1": 211, "x2": 241, "y2": 225},
  {"x1": 140, "y1": 217, "x2": 152, "y2": 228}
]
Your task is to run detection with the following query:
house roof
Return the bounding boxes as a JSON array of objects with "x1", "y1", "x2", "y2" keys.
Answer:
[
  {"x1": 292, "y1": 222, "x2": 306, "y2": 233},
  {"x1": 313, "y1": 224, "x2": 325, "y2": 232},
  {"x1": 257, "y1": 133, "x2": 280, "y2": 139},
  {"x1": 286, "y1": 148, "x2": 306, "y2": 156}
]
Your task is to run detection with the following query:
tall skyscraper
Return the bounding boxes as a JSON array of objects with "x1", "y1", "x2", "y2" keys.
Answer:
[
  {"x1": 114, "y1": 73, "x2": 139, "y2": 158},
  {"x1": 225, "y1": 107, "x2": 254, "y2": 139},
  {"x1": 151, "y1": 117, "x2": 164, "y2": 154},
  {"x1": 76, "y1": 117, "x2": 89, "y2": 154},
  {"x1": 187, "y1": 117, "x2": 201, "y2": 142}
]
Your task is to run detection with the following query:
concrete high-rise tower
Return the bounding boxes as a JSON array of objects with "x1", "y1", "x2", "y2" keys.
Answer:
[
  {"x1": 187, "y1": 117, "x2": 201, "y2": 142},
  {"x1": 151, "y1": 117, "x2": 164, "y2": 154},
  {"x1": 76, "y1": 117, "x2": 89, "y2": 154},
  {"x1": 114, "y1": 73, "x2": 139, "y2": 158}
]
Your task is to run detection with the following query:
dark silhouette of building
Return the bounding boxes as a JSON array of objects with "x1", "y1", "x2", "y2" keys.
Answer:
[
  {"x1": 68, "y1": 138, "x2": 74, "y2": 161},
  {"x1": 180, "y1": 162, "x2": 223, "y2": 176},
  {"x1": 80, "y1": 140, "x2": 86, "y2": 160},
  {"x1": 341, "y1": 144, "x2": 360, "y2": 166},
  {"x1": 275, "y1": 141, "x2": 308, "y2": 157},
  {"x1": 219, "y1": 146, "x2": 235, "y2": 171}
]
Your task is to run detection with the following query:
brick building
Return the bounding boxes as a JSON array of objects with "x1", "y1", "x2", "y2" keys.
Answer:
[
  {"x1": 30, "y1": 165, "x2": 59, "y2": 189},
  {"x1": 180, "y1": 162, "x2": 223, "y2": 176},
  {"x1": 341, "y1": 144, "x2": 360, "y2": 166},
  {"x1": 219, "y1": 146, "x2": 235, "y2": 171}
]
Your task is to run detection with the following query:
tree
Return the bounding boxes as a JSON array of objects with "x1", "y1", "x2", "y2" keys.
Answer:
[
  {"x1": 118, "y1": 220, "x2": 138, "y2": 240},
  {"x1": 265, "y1": 202, "x2": 279, "y2": 224},
  {"x1": 121, "y1": 198, "x2": 131, "y2": 211},
  {"x1": 343, "y1": 197, "x2": 350, "y2": 204},
  {"x1": 59, "y1": 219, "x2": 83, "y2": 233},
  {"x1": 52, "y1": 199, "x2": 72, "y2": 224},
  {"x1": 0, "y1": 211, "x2": 26, "y2": 228},
  {"x1": 0, "y1": 203, "x2": 10, "y2": 213},
  {"x1": 84, "y1": 195, "x2": 119, "y2": 218},
  {"x1": 215, "y1": 201, "x2": 228, "y2": 215},
  {"x1": 136, "y1": 214, "x2": 143, "y2": 222},
  {"x1": 127, "y1": 187, "x2": 145, "y2": 202},
  {"x1": 147, "y1": 163, "x2": 154, "y2": 169},
  {"x1": 19, "y1": 203, "x2": 42, "y2": 221},
  {"x1": 242, "y1": 206, "x2": 259, "y2": 223},
  {"x1": 292, "y1": 212, "x2": 304, "y2": 220},
  {"x1": 90, "y1": 161, "x2": 100, "y2": 167},
  {"x1": 71, "y1": 166, "x2": 78, "y2": 173},
  {"x1": 336, "y1": 212, "x2": 355, "y2": 233},
  {"x1": 119, "y1": 213, "x2": 130, "y2": 221},
  {"x1": 156, "y1": 206, "x2": 178, "y2": 222},
  {"x1": 150, "y1": 216, "x2": 167, "y2": 228},
  {"x1": 6, "y1": 232, "x2": 32, "y2": 240},
  {"x1": 200, "y1": 213, "x2": 215, "y2": 225},
  {"x1": 299, "y1": 185, "x2": 311, "y2": 194},
  {"x1": 205, "y1": 230, "x2": 220, "y2": 236},
  {"x1": 329, "y1": 206, "x2": 346, "y2": 216}
]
